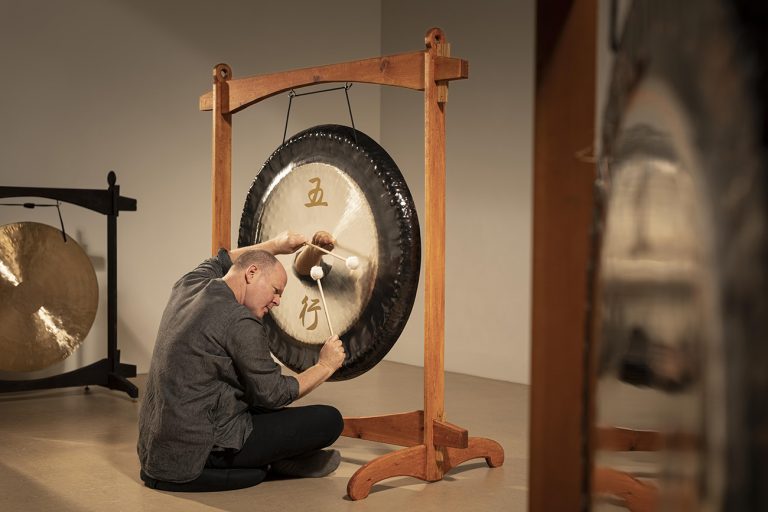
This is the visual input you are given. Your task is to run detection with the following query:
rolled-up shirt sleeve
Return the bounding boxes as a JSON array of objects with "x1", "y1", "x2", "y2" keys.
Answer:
[
  {"x1": 216, "y1": 248, "x2": 234, "y2": 273},
  {"x1": 225, "y1": 316, "x2": 299, "y2": 409}
]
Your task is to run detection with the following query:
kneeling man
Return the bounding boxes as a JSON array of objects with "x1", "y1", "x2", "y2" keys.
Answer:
[{"x1": 138, "y1": 232, "x2": 345, "y2": 492}]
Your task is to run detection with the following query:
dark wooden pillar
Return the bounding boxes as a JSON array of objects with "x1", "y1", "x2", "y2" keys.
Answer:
[{"x1": 530, "y1": 1, "x2": 597, "y2": 511}]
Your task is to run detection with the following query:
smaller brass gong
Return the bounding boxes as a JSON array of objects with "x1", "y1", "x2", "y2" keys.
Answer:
[{"x1": 0, "y1": 222, "x2": 98, "y2": 372}]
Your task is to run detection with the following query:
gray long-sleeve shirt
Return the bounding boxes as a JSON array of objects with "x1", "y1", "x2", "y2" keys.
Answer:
[{"x1": 137, "y1": 250, "x2": 299, "y2": 482}]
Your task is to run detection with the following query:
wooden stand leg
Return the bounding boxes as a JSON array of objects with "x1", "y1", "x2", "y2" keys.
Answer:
[
  {"x1": 347, "y1": 445, "x2": 428, "y2": 500},
  {"x1": 343, "y1": 413, "x2": 505, "y2": 499},
  {"x1": 344, "y1": 429, "x2": 505, "y2": 500},
  {"x1": 444, "y1": 437, "x2": 505, "y2": 470}
]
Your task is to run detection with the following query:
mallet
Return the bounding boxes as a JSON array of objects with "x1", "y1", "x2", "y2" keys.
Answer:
[
  {"x1": 305, "y1": 242, "x2": 360, "y2": 270},
  {"x1": 310, "y1": 265, "x2": 335, "y2": 337}
]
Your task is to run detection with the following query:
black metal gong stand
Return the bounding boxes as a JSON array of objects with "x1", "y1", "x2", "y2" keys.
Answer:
[{"x1": 0, "y1": 171, "x2": 138, "y2": 398}]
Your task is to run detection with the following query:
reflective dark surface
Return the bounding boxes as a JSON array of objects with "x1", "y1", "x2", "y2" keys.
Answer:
[
  {"x1": 593, "y1": 83, "x2": 718, "y2": 510},
  {"x1": 591, "y1": 1, "x2": 768, "y2": 510}
]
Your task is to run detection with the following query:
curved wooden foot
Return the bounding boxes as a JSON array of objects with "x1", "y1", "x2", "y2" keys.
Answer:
[
  {"x1": 444, "y1": 437, "x2": 505, "y2": 471},
  {"x1": 347, "y1": 445, "x2": 427, "y2": 500}
]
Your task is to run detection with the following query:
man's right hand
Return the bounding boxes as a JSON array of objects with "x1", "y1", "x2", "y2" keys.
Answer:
[
  {"x1": 318, "y1": 335, "x2": 345, "y2": 372},
  {"x1": 296, "y1": 335, "x2": 346, "y2": 398}
]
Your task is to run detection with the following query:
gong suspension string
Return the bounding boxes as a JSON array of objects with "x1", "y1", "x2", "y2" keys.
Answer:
[
  {"x1": 0, "y1": 201, "x2": 68, "y2": 242},
  {"x1": 282, "y1": 82, "x2": 358, "y2": 145},
  {"x1": 343, "y1": 82, "x2": 358, "y2": 143}
]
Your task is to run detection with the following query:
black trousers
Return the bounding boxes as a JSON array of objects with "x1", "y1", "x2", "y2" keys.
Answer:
[{"x1": 141, "y1": 404, "x2": 344, "y2": 492}]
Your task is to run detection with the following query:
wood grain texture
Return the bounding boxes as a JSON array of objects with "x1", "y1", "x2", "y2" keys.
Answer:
[
  {"x1": 199, "y1": 52, "x2": 468, "y2": 114},
  {"x1": 444, "y1": 437, "x2": 505, "y2": 470},
  {"x1": 423, "y1": 26, "x2": 447, "y2": 483},
  {"x1": 433, "y1": 419, "x2": 469, "y2": 449},
  {"x1": 342, "y1": 411, "x2": 424, "y2": 447},
  {"x1": 211, "y1": 63, "x2": 232, "y2": 254},
  {"x1": 347, "y1": 445, "x2": 428, "y2": 501}
]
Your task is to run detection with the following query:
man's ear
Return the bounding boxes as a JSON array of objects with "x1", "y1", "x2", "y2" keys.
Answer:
[{"x1": 245, "y1": 264, "x2": 259, "y2": 283}]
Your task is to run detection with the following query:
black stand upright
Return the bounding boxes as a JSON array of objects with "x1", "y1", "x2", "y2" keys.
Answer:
[{"x1": 0, "y1": 171, "x2": 138, "y2": 398}]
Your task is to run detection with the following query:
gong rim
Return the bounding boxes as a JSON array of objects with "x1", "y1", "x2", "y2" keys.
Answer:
[{"x1": 239, "y1": 124, "x2": 420, "y2": 380}]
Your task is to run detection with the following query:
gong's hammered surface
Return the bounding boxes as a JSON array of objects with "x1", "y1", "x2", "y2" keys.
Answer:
[{"x1": 259, "y1": 162, "x2": 378, "y2": 344}]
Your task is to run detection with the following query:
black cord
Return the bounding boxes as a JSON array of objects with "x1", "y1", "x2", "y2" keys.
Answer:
[
  {"x1": 55, "y1": 201, "x2": 68, "y2": 242},
  {"x1": 344, "y1": 83, "x2": 358, "y2": 145},
  {"x1": 282, "y1": 83, "x2": 358, "y2": 145},
  {"x1": 282, "y1": 90, "x2": 296, "y2": 145},
  {"x1": 0, "y1": 201, "x2": 68, "y2": 242}
]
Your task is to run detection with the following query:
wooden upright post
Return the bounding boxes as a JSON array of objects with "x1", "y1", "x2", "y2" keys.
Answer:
[
  {"x1": 423, "y1": 26, "x2": 448, "y2": 482},
  {"x1": 211, "y1": 63, "x2": 232, "y2": 254},
  {"x1": 530, "y1": 1, "x2": 597, "y2": 510}
]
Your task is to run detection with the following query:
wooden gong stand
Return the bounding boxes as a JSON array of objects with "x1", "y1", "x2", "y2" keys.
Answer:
[{"x1": 200, "y1": 27, "x2": 504, "y2": 500}]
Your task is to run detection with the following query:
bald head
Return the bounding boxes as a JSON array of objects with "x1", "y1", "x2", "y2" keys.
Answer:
[
  {"x1": 223, "y1": 249, "x2": 287, "y2": 318},
  {"x1": 231, "y1": 249, "x2": 278, "y2": 272}
]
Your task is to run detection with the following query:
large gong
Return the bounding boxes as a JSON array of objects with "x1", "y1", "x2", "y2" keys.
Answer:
[{"x1": 239, "y1": 124, "x2": 420, "y2": 380}]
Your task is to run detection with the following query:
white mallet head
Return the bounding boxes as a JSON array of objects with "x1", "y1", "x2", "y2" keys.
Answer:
[
  {"x1": 345, "y1": 256, "x2": 360, "y2": 270},
  {"x1": 310, "y1": 265, "x2": 324, "y2": 281}
]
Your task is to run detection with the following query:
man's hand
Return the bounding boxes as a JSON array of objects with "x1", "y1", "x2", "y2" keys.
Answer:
[
  {"x1": 295, "y1": 335, "x2": 346, "y2": 398},
  {"x1": 311, "y1": 231, "x2": 335, "y2": 252},
  {"x1": 318, "y1": 335, "x2": 345, "y2": 372},
  {"x1": 270, "y1": 231, "x2": 306, "y2": 255},
  {"x1": 292, "y1": 230, "x2": 336, "y2": 276}
]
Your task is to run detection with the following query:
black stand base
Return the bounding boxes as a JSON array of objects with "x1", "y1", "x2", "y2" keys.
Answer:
[{"x1": 0, "y1": 358, "x2": 138, "y2": 399}]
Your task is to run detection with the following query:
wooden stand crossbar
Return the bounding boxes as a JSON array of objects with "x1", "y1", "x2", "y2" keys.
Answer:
[{"x1": 200, "y1": 27, "x2": 504, "y2": 500}]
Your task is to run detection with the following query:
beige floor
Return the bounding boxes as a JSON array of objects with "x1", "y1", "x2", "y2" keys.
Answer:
[{"x1": 0, "y1": 361, "x2": 527, "y2": 512}]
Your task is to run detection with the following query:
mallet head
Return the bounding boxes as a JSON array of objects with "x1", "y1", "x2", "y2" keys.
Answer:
[{"x1": 345, "y1": 256, "x2": 360, "y2": 270}]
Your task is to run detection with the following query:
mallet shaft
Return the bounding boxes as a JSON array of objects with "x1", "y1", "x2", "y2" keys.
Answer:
[
  {"x1": 305, "y1": 241, "x2": 347, "y2": 263},
  {"x1": 316, "y1": 278, "x2": 335, "y2": 337}
]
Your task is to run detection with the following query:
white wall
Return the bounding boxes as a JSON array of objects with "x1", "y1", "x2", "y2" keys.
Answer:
[
  {"x1": 0, "y1": 0, "x2": 533, "y2": 384},
  {"x1": 0, "y1": 0, "x2": 382, "y2": 379},
  {"x1": 380, "y1": 2, "x2": 534, "y2": 383}
]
